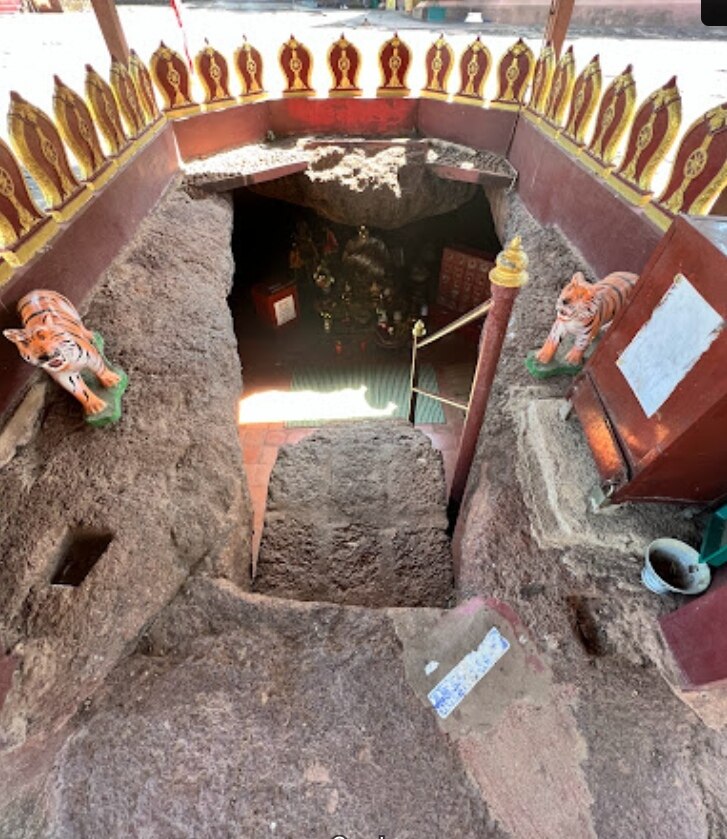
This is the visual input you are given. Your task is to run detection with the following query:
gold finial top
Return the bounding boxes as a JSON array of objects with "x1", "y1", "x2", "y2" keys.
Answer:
[
  {"x1": 412, "y1": 319, "x2": 427, "y2": 339},
  {"x1": 489, "y1": 235, "x2": 529, "y2": 288}
]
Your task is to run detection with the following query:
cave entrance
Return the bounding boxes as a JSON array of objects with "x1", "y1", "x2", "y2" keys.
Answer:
[
  {"x1": 230, "y1": 180, "x2": 501, "y2": 429},
  {"x1": 228, "y1": 157, "x2": 503, "y2": 560}
]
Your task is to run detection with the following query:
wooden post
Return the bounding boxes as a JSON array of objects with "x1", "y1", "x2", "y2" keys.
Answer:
[
  {"x1": 90, "y1": 0, "x2": 130, "y2": 64},
  {"x1": 545, "y1": 0, "x2": 575, "y2": 58},
  {"x1": 447, "y1": 237, "x2": 529, "y2": 528}
]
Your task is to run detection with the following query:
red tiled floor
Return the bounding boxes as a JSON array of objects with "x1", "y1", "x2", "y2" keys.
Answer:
[
  {"x1": 239, "y1": 427, "x2": 267, "y2": 446},
  {"x1": 242, "y1": 445, "x2": 262, "y2": 465},
  {"x1": 285, "y1": 428, "x2": 316, "y2": 445},
  {"x1": 259, "y1": 445, "x2": 279, "y2": 465},
  {"x1": 245, "y1": 463, "x2": 272, "y2": 489}
]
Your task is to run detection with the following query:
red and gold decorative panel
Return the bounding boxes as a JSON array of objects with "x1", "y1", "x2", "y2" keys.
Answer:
[
  {"x1": 421, "y1": 35, "x2": 453, "y2": 100},
  {"x1": 129, "y1": 49, "x2": 162, "y2": 124},
  {"x1": 150, "y1": 42, "x2": 197, "y2": 113},
  {"x1": 85, "y1": 64, "x2": 129, "y2": 156},
  {"x1": 527, "y1": 42, "x2": 555, "y2": 115},
  {"x1": 279, "y1": 36, "x2": 315, "y2": 98},
  {"x1": 111, "y1": 59, "x2": 146, "y2": 137},
  {"x1": 543, "y1": 45, "x2": 575, "y2": 127},
  {"x1": 656, "y1": 102, "x2": 727, "y2": 215},
  {"x1": 611, "y1": 76, "x2": 681, "y2": 203},
  {"x1": 586, "y1": 64, "x2": 636, "y2": 168},
  {"x1": 561, "y1": 53, "x2": 601, "y2": 145},
  {"x1": 234, "y1": 37, "x2": 265, "y2": 101},
  {"x1": 195, "y1": 42, "x2": 234, "y2": 106},
  {"x1": 0, "y1": 136, "x2": 53, "y2": 263},
  {"x1": 377, "y1": 33, "x2": 412, "y2": 98},
  {"x1": 7, "y1": 91, "x2": 86, "y2": 219},
  {"x1": 453, "y1": 37, "x2": 491, "y2": 105},
  {"x1": 492, "y1": 38, "x2": 534, "y2": 109},
  {"x1": 52, "y1": 75, "x2": 111, "y2": 184},
  {"x1": 327, "y1": 34, "x2": 362, "y2": 97}
]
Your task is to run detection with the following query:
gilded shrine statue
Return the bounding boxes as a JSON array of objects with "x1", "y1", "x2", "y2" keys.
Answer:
[{"x1": 4, "y1": 289, "x2": 128, "y2": 426}]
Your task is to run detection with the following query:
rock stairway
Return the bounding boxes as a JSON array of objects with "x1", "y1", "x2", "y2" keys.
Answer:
[{"x1": 254, "y1": 421, "x2": 454, "y2": 607}]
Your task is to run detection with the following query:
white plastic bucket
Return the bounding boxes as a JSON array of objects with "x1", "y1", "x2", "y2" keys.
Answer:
[{"x1": 642, "y1": 538, "x2": 711, "y2": 595}]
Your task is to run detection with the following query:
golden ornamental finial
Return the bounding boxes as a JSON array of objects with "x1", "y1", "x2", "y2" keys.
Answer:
[
  {"x1": 412, "y1": 319, "x2": 427, "y2": 339},
  {"x1": 489, "y1": 235, "x2": 529, "y2": 288}
]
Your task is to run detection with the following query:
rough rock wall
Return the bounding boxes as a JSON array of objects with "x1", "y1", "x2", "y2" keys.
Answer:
[
  {"x1": 0, "y1": 186, "x2": 252, "y2": 777},
  {"x1": 453, "y1": 189, "x2": 727, "y2": 838},
  {"x1": 249, "y1": 143, "x2": 478, "y2": 229}
]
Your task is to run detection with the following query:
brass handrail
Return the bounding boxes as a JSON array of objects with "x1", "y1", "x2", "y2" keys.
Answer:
[
  {"x1": 417, "y1": 298, "x2": 492, "y2": 348},
  {"x1": 407, "y1": 297, "x2": 492, "y2": 424},
  {"x1": 412, "y1": 387, "x2": 469, "y2": 412}
]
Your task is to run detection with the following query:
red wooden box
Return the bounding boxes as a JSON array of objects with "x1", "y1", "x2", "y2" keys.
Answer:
[{"x1": 251, "y1": 279, "x2": 300, "y2": 329}]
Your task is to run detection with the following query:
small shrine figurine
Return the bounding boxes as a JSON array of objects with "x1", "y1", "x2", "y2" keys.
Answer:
[
  {"x1": 4, "y1": 289, "x2": 128, "y2": 426},
  {"x1": 526, "y1": 270, "x2": 638, "y2": 377}
]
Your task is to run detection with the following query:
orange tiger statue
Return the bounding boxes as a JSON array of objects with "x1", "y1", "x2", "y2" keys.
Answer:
[
  {"x1": 4, "y1": 290, "x2": 122, "y2": 417},
  {"x1": 536, "y1": 270, "x2": 638, "y2": 366}
]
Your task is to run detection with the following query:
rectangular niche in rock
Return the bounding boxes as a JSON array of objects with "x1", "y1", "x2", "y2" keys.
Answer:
[{"x1": 50, "y1": 528, "x2": 114, "y2": 587}]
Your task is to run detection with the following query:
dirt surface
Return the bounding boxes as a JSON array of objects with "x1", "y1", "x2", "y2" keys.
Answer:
[
  {"x1": 35, "y1": 578, "x2": 507, "y2": 839},
  {"x1": 0, "y1": 185, "x2": 253, "y2": 821},
  {"x1": 255, "y1": 422, "x2": 454, "y2": 607}
]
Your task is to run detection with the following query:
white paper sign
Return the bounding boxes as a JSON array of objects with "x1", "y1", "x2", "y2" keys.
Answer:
[
  {"x1": 273, "y1": 294, "x2": 296, "y2": 326},
  {"x1": 617, "y1": 274, "x2": 723, "y2": 418}
]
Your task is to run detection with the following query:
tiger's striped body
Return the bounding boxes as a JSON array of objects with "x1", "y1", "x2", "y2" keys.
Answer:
[
  {"x1": 536, "y1": 271, "x2": 638, "y2": 366},
  {"x1": 3, "y1": 290, "x2": 120, "y2": 415}
]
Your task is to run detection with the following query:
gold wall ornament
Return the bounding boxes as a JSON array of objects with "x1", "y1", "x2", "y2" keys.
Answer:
[
  {"x1": 7, "y1": 91, "x2": 89, "y2": 221},
  {"x1": 279, "y1": 35, "x2": 315, "y2": 98},
  {"x1": 195, "y1": 41, "x2": 234, "y2": 106},
  {"x1": 327, "y1": 34, "x2": 362, "y2": 97},
  {"x1": 492, "y1": 38, "x2": 534, "y2": 109},
  {"x1": 585, "y1": 64, "x2": 636, "y2": 169},
  {"x1": 421, "y1": 35, "x2": 454, "y2": 100},
  {"x1": 561, "y1": 53, "x2": 601, "y2": 146},
  {"x1": 150, "y1": 42, "x2": 198, "y2": 114},
  {"x1": 527, "y1": 41, "x2": 555, "y2": 116},
  {"x1": 234, "y1": 36, "x2": 266, "y2": 101},
  {"x1": 85, "y1": 64, "x2": 129, "y2": 157},
  {"x1": 543, "y1": 45, "x2": 575, "y2": 128},
  {"x1": 453, "y1": 36, "x2": 492, "y2": 105},
  {"x1": 0, "y1": 136, "x2": 56, "y2": 269},
  {"x1": 110, "y1": 59, "x2": 146, "y2": 137},
  {"x1": 655, "y1": 102, "x2": 727, "y2": 216},
  {"x1": 52, "y1": 75, "x2": 114, "y2": 187},
  {"x1": 610, "y1": 76, "x2": 682, "y2": 204},
  {"x1": 377, "y1": 33, "x2": 412, "y2": 97},
  {"x1": 129, "y1": 49, "x2": 162, "y2": 124}
]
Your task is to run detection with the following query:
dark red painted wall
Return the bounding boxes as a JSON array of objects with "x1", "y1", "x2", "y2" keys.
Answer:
[
  {"x1": 417, "y1": 100, "x2": 518, "y2": 156},
  {"x1": 508, "y1": 116, "x2": 663, "y2": 276},
  {"x1": 174, "y1": 102, "x2": 270, "y2": 160},
  {"x1": 0, "y1": 125, "x2": 178, "y2": 422}
]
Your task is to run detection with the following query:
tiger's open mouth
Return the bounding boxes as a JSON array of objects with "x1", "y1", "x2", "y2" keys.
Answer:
[{"x1": 45, "y1": 357, "x2": 65, "y2": 370}]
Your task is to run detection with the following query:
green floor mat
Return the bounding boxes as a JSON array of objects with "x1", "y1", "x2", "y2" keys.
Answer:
[{"x1": 287, "y1": 362, "x2": 446, "y2": 427}]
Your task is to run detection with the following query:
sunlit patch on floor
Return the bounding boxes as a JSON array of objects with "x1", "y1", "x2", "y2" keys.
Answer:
[{"x1": 238, "y1": 385, "x2": 398, "y2": 425}]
